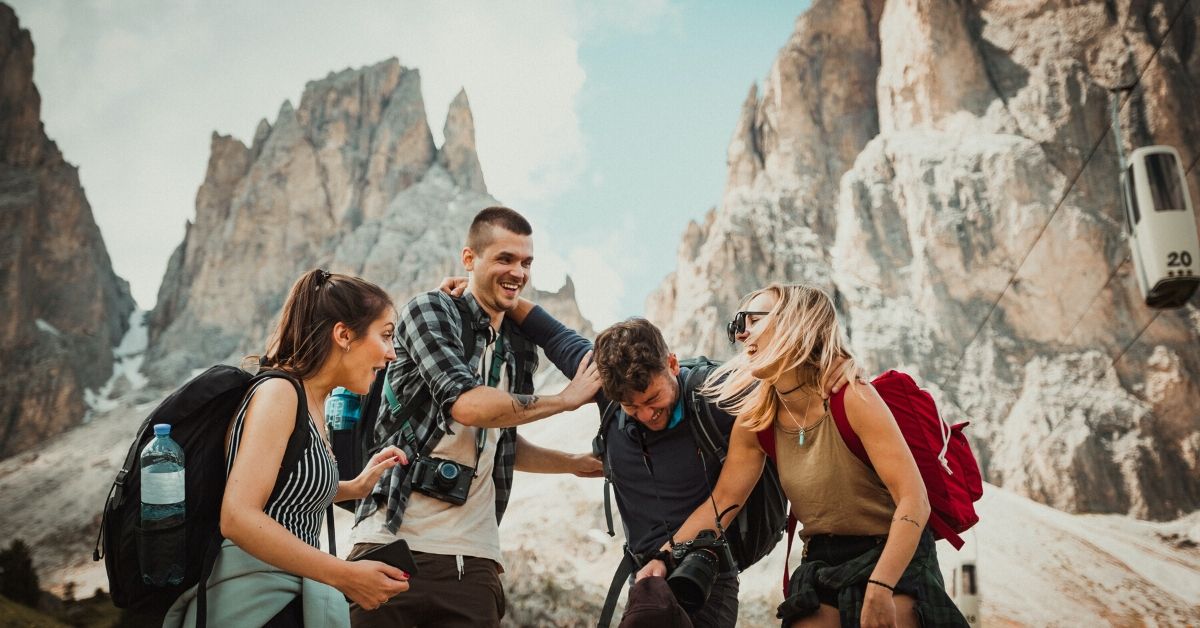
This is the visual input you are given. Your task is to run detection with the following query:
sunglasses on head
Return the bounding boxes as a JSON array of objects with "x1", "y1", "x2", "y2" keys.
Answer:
[{"x1": 725, "y1": 311, "x2": 770, "y2": 344}]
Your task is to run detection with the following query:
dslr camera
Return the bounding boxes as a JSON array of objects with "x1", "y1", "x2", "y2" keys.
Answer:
[
  {"x1": 409, "y1": 455, "x2": 474, "y2": 505},
  {"x1": 666, "y1": 529, "x2": 736, "y2": 613}
]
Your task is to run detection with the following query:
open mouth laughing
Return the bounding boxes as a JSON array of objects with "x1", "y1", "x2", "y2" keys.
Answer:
[{"x1": 499, "y1": 280, "x2": 522, "y2": 297}]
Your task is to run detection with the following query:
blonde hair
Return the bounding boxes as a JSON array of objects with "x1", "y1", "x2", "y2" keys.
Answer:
[{"x1": 704, "y1": 283, "x2": 856, "y2": 432}]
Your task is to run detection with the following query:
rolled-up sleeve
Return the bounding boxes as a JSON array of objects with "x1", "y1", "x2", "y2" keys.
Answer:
[{"x1": 400, "y1": 292, "x2": 479, "y2": 421}]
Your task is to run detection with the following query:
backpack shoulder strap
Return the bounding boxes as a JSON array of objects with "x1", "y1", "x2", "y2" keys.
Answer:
[
  {"x1": 450, "y1": 295, "x2": 479, "y2": 356},
  {"x1": 254, "y1": 372, "x2": 339, "y2": 555},
  {"x1": 756, "y1": 425, "x2": 777, "y2": 461},
  {"x1": 250, "y1": 371, "x2": 312, "y2": 501},
  {"x1": 596, "y1": 401, "x2": 620, "y2": 537},
  {"x1": 781, "y1": 512, "x2": 798, "y2": 595},
  {"x1": 597, "y1": 549, "x2": 637, "y2": 628},
  {"x1": 381, "y1": 295, "x2": 479, "y2": 451},
  {"x1": 682, "y1": 363, "x2": 726, "y2": 461},
  {"x1": 828, "y1": 386, "x2": 869, "y2": 467}
]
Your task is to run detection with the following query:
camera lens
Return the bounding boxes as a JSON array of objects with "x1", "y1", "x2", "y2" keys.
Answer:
[
  {"x1": 435, "y1": 461, "x2": 459, "y2": 487},
  {"x1": 667, "y1": 547, "x2": 720, "y2": 614}
]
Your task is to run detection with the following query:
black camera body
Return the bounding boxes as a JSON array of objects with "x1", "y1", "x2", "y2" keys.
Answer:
[
  {"x1": 666, "y1": 529, "x2": 736, "y2": 614},
  {"x1": 409, "y1": 455, "x2": 474, "y2": 505}
]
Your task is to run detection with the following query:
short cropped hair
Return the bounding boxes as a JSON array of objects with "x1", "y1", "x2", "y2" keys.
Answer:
[
  {"x1": 467, "y1": 206, "x2": 533, "y2": 252},
  {"x1": 593, "y1": 318, "x2": 671, "y2": 403}
]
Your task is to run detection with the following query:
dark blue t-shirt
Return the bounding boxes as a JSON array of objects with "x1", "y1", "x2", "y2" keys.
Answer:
[
  {"x1": 518, "y1": 306, "x2": 735, "y2": 555},
  {"x1": 602, "y1": 369, "x2": 735, "y2": 555}
]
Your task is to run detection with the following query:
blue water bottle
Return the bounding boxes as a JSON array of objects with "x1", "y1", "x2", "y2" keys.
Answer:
[
  {"x1": 326, "y1": 387, "x2": 362, "y2": 430},
  {"x1": 139, "y1": 423, "x2": 186, "y2": 586}
]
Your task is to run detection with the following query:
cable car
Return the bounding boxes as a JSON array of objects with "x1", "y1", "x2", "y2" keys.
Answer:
[
  {"x1": 948, "y1": 559, "x2": 980, "y2": 626},
  {"x1": 1121, "y1": 145, "x2": 1199, "y2": 308}
]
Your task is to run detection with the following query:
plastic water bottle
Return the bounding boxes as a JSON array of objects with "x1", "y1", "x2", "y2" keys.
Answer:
[
  {"x1": 326, "y1": 387, "x2": 362, "y2": 430},
  {"x1": 139, "y1": 423, "x2": 185, "y2": 586}
]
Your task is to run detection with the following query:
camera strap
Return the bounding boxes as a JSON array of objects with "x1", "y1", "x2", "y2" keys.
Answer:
[
  {"x1": 691, "y1": 430, "x2": 737, "y2": 550},
  {"x1": 468, "y1": 332, "x2": 506, "y2": 474},
  {"x1": 383, "y1": 327, "x2": 505, "y2": 472},
  {"x1": 684, "y1": 370, "x2": 740, "y2": 565}
]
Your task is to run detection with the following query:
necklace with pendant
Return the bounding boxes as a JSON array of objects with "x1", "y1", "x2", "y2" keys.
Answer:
[{"x1": 779, "y1": 399, "x2": 822, "y2": 447}]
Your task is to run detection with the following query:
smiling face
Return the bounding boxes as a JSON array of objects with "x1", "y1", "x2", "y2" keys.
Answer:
[
  {"x1": 338, "y1": 312, "x2": 397, "y2": 394},
  {"x1": 463, "y1": 225, "x2": 533, "y2": 318},
  {"x1": 619, "y1": 356, "x2": 681, "y2": 431},
  {"x1": 741, "y1": 291, "x2": 778, "y2": 375}
]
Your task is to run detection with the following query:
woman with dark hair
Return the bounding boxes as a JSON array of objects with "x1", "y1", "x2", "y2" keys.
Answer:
[
  {"x1": 166, "y1": 269, "x2": 411, "y2": 627},
  {"x1": 657, "y1": 283, "x2": 966, "y2": 628}
]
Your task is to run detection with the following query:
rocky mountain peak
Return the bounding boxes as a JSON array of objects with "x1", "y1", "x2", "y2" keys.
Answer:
[
  {"x1": 437, "y1": 88, "x2": 487, "y2": 194},
  {"x1": 145, "y1": 59, "x2": 583, "y2": 384},
  {"x1": 0, "y1": 3, "x2": 135, "y2": 458},
  {"x1": 875, "y1": 0, "x2": 992, "y2": 134},
  {"x1": 650, "y1": 0, "x2": 1200, "y2": 521}
]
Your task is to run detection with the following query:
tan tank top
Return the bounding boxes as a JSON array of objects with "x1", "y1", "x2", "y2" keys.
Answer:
[{"x1": 775, "y1": 407, "x2": 895, "y2": 538}]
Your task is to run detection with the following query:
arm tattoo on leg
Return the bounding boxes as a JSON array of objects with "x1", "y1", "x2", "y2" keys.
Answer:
[
  {"x1": 893, "y1": 514, "x2": 922, "y2": 530},
  {"x1": 511, "y1": 394, "x2": 539, "y2": 416}
]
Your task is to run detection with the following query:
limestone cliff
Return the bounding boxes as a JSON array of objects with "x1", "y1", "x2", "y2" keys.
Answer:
[
  {"x1": 146, "y1": 60, "x2": 590, "y2": 383},
  {"x1": 0, "y1": 4, "x2": 135, "y2": 459},
  {"x1": 649, "y1": 0, "x2": 1200, "y2": 519}
]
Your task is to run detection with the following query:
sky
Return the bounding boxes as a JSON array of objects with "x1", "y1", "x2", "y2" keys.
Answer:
[{"x1": 9, "y1": 0, "x2": 808, "y2": 328}]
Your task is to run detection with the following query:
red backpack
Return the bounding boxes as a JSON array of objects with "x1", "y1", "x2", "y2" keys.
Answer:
[{"x1": 757, "y1": 370, "x2": 983, "y2": 591}]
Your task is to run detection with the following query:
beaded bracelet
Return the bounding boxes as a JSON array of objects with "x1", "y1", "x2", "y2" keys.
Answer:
[{"x1": 867, "y1": 578, "x2": 896, "y2": 592}]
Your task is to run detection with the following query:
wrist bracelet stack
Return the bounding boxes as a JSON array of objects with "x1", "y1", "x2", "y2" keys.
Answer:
[{"x1": 867, "y1": 578, "x2": 896, "y2": 593}]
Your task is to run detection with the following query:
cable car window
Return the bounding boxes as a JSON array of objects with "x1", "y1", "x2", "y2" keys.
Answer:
[
  {"x1": 1126, "y1": 165, "x2": 1141, "y2": 225},
  {"x1": 1145, "y1": 153, "x2": 1186, "y2": 212},
  {"x1": 1122, "y1": 179, "x2": 1137, "y2": 233}
]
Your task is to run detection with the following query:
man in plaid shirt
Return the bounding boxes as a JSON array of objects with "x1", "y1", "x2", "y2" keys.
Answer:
[{"x1": 349, "y1": 207, "x2": 603, "y2": 627}]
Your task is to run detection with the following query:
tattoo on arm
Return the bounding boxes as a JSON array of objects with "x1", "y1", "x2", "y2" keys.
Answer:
[
  {"x1": 893, "y1": 514, "x2": 922, "y2": 530},
  {"x1": 511, "y1": 394, "x2": 539, "y2": 416}
]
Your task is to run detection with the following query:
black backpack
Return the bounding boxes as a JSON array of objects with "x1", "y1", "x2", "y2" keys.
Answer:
[
  {"x1": 595, "y1": 357, "x2": 788, "y2": 627},
  {"x1": 93, "y1": 366, "x2": 318, "y2": 622},
  {"x1": 330, "y1": 295, "x2": 478, "y2": 511}
]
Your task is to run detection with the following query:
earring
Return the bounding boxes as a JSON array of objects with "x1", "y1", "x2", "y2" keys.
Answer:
[{"x1": 343, "y1": 344, "x2": 350, "y2": 353}]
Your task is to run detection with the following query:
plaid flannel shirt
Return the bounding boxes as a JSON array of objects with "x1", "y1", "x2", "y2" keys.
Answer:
[{"x1": 354, "y1": 290, "x2": 538, "y2": 532}]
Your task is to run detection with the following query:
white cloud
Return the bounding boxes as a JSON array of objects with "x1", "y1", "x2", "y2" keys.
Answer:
[
  {"x1": 527, "y1": 222, "x2": 624, "y2": 330},
  {"x1": 8, "y1": 0, "x2": 672, "y2": 308}
]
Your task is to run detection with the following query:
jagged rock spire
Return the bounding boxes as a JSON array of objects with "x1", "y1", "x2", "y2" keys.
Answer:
[{"x1": 437, "y1": 88, "x2": 487, "y2": 194}]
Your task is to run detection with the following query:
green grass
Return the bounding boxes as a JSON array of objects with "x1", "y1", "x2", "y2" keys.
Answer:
[{"x1": 0, "y1": 594, "x2": 68, "y2": 628}]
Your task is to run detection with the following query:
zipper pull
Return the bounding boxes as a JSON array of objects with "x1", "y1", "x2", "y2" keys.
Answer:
[{"x1": 456, "y1": 554, "x2": 464, "y2": 581}]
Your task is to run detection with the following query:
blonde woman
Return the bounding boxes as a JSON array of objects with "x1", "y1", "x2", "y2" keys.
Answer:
[{"x1": 649, "y1": 284, "x2": 966, "y2": 628}]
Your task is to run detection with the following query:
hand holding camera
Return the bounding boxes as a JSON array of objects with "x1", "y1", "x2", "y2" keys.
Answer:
[{"x1": 665, "y1": 530, "x2": 735, "y2": 614}]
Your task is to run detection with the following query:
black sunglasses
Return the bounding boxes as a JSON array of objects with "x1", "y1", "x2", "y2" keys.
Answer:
[{"x1": 725, "y1": 311, "x2": 770, "y2": 344}]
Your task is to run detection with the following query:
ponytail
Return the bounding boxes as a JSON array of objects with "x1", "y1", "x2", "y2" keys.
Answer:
[{"x1": 258, "y1": 269, "x2": 393, "y2": 379}]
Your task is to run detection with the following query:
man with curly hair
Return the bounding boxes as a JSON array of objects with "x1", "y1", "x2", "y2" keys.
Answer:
[{"x1": 512, "y1": 309, "x2": 744, "y2": 627}]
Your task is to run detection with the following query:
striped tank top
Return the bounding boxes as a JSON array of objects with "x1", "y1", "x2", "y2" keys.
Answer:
[{"x1": 226, "y1": 380, "x2": 339, "y2": 548}]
